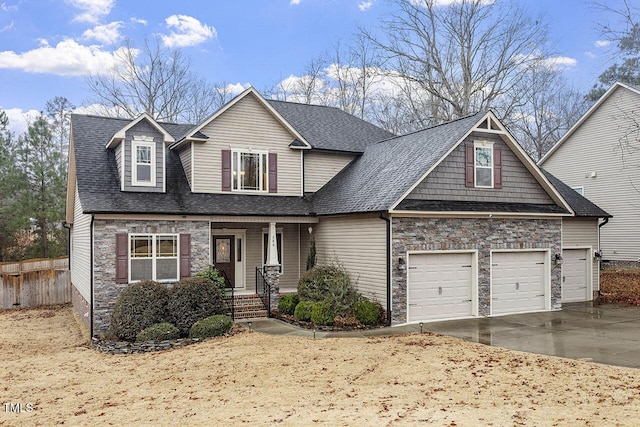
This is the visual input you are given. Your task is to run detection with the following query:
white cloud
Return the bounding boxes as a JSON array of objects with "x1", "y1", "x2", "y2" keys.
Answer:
[
  {"x1": 75, "y1": 103, "x2": 129, "y2": 118},
  {"x1": 585, "y1": 51, "x2": 596, "y2": 59},
  {"x1": 0, "y1": 20, "x2": 13, "y2": 31},
  {"x1": 290, "y1": 0, "x2": 302, "y2": 5},
  {"x1": 0, "y1": 39, "x2": 130, "y2": 76},
  {"x1": 541, "y1": 56, "x2": 577, "y2": 69},
  {"x1": 65, "y1": 0, "x2": 114, "y2": 24},
  {"x1": 221, "y1": 82, "x2": 249, "y2": 96},
  {"x1": 161, "y1": 15, "x2": 216, "y2": 48},
  {"x1": 413, "y1": 0, "x2": 494, "y2": 6},
  {"x1": 1, "y1": 2, "x2": 19, "y2": 12},
  {"x1": 130, "y1": 17, "x2": 147, "y2": 26},
  {"x1": 358, "y1": 1, "x2": 373, "y2": 11},
  {"x1": 595, "y1": 40, "x2": 611, "y2": 48},
  {"x1": 82, "y1": 21, "x2": 123, "y2": 45},
  {"x1": 2, "y1": 108, "x2": 41, "y2": 137}
]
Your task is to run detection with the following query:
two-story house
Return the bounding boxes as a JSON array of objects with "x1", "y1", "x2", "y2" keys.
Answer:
[{"x1": 66, "y1": 87, "x2": 609, "y2": 337}]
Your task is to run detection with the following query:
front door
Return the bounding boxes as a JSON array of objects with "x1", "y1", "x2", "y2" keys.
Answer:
[{"x1": 213, "y1": 235, "x2": 235, "y2": 286}]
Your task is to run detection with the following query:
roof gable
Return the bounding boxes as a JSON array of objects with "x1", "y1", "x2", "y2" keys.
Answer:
[
  {"x1": 539, "y1": 82, "x2": 640, "y2": 164},
  {"x1": 105, "y1": 112, "x2": 175, "y2": 149},
  {"x1": 312, "y1": 111, "x2": 573, "y2": 216},
  {"x1": 170, "y1": 87, "x2": 311, "y2": 150}
]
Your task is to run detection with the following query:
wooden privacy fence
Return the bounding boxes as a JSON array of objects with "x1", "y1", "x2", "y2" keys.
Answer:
[{"x1": 0, "y1": 257, "x2": 71, "y2": 309}]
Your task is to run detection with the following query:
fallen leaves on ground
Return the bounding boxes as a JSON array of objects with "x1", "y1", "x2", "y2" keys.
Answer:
[
  {"x1": 600, "y1": 270, "x2": 640, "y2": 305},
  {"x1": 1, "y1": 306, "x2": 640, "y2": 426}
]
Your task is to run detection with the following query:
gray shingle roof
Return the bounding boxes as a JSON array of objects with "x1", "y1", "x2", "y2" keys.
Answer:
[
  {"x1": 541, "y1": 169, "x2": 611, "y2": 218},
  {"x1": 310, "y1": 112, "x2": 485, "y2": 215},
  {"x1": 267, "y1": 100, "x2": 395, "y2": 153},
  {"x1": 72, "y1": 114, "x2": 311, "y2": 216}
]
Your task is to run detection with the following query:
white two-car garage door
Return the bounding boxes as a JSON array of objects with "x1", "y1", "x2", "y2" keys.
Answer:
[
  {"x1": 562, "y1": 249, "x2": 590, "y2": 303},
  {"x1": 407, "y1": 252, "x2": 474, "y2": 322},
  {"x1": 491, "y1": 251, "x2": 547, "y2": 315}
]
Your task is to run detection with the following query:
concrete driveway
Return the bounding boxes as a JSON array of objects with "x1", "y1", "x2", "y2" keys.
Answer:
[{"x1": 420, "y1": 302, "x2": 640, "y2": 369}]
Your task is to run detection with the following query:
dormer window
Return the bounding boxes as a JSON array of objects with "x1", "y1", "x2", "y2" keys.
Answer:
[
  {"x1": 232, "y1": 150, "x2": 268, "y2": 192},
  {"x1": 474, "y1": 141, "x2": 493, "y2": 188},
  {"x1": 132, "y1": 136, "x2": 156, "y2": 187}
]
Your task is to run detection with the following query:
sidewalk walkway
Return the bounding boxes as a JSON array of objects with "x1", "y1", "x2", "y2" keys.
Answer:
[{"x1": 237, "y1": 318, "x2": 421, "y2": 338}]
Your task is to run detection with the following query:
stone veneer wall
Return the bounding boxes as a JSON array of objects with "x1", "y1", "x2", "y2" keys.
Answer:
[
  {"x1": 391, "y1": 217, "x2": 562, "y2": 324},
  {"x1": 92, "y1": 218, "x2": 210, "y2": 335},
  {"x1": 601, "y1": 260, "x2": 640, "y2": 270}
]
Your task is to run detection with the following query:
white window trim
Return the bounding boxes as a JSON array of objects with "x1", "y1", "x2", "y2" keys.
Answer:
[
  {"x1": 261, "y1": 228, "x2": 283, "y2": 274},
  {"x1": 572, "y1": 186, "x2": 584, "y2": 196},
  {"x1": 132, "y1": 138, "x2": 156, "y2": 187},
  {"x1": 231, "y1": 149, "x2": 269, "y2": 193},
  {"x1": 474, "y1": 140, "x2": 494, "y2": 189},
  {"x1": 129, "y1": 233, "x2": 179, "y2": 283}
]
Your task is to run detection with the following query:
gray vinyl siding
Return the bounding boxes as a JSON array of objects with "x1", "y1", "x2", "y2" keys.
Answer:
[
  {"x1": 304, "y1": 151, "x2": 356, "y2": 193},
  {"x1": 562, "y1": 218, "x2": 600, "y2": 290},
  {"x1": 212, "y1": 222, "x2": 302, "y2": 292},
  {"x1": 543, "y1": 86, "x2": 640, "y2": 262},
  {"x1": 193, "y1": 94, "x2": 302, "y2": 195},
  {"x1": 314, "y1": 214, "x2": 387, "y2": 307},
  {"x1": 71, "y1": 185, "x2": 92, "y2": 304},
  {"x1": 408, "y1": 135, "x2": 553, "y2": 204},
  {"x1": 123, "y1": 120, "x2": 164, "y2": 193},
  {"x1": 179, "y1": 143, "x2": 192, "y2": 190}
]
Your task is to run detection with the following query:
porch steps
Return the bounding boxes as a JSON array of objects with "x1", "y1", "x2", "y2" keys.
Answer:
[{"x1": 226, "y1": 294, "x2": 268, "y2": 320}]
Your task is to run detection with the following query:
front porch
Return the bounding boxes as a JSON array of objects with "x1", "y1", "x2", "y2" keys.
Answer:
[{"x1": 210, "y1": 216, "x2": 317, "y2": 319}]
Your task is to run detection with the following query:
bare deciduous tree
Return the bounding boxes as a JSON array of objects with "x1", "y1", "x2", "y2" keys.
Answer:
[
  {"x1": 363, "y1": 0, "x2": 551, "y2": 124},
  {"x1": 86, "y1": 37, "x2": 223, "y2": 123}
]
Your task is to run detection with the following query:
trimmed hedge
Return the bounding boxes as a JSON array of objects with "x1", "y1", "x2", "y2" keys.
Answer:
[
  {"x1": 168, "y1": 276, "x2": 225, "y2": 335},
  {"x1": 136, "y1": 322, "x2": 180, "y2": 342},
  {"x1": 278, "y1": 294, "x2": 300, "y2": 315},
  {"x1": 110, "y1": 280, "x2": 170, "y2": 341},
  {"x1": 353, "y1": 300, "x2": 383, "y2": 326},
  {"x1": 311, "y1": 301, "x2": 335, "y2": 326},
  {"x1": 293, "y1": 300, "x2": 314, "y2": 322},
  {"x1": 189, "y1": 315, "x2": 233, "y2": 339}
]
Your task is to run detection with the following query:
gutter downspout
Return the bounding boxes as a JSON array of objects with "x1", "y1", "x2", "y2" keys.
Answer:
[
  {"x1": 379, "y1": 212, "x2": 392, "y2": 326},
  {"x1": 62, "y1": 221, "x2": 71, "y2": 268},
  {"x1": 596, "y1": 217, "x2": 609, "y2": 300},
  {"x1": 598, "y1": 217, "x2": 609, "y2": 228},
  {"x1": 90, "y1": 214, "x2": 95, "y2": 340}
]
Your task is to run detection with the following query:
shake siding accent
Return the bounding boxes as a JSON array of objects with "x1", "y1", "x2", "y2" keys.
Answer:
[
  {"x1": 193, "y1": 94, "x2": 302, "y2": 195},
  {"x1": 562, "y1": 218, "x2": 600, "y2": 290},
  {"x1": 212, "y1": 222, "x2": 301, "y2": 291},
  {"x1": 71, "y1": 186, "x2": 92, "y2": 304},
  {"x1": 314, "y1": 215, "x2": 387, "y2": 306},
  {"x1": 304, "y1": 151, "x2": 357, "y2": 193},
  {"x1": 543, "y1": 87, "x2": 640, "y2": 261},
  {"x1": 115, "y1": 142, "x2": 122, "y2": 186},
  {"x1": 123, "y1": 120, "x2": 164, "y2": 193},
  {"x1": 178, "y1": 144, "x2": 192, "y2": 190},
  {"x1": 408, "y1": 136, "x2": 553, "y2": 204}
]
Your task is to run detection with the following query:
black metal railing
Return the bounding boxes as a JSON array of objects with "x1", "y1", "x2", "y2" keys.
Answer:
[
  {"x1": 255, "y1": 267, "x2": 271, "y2": 317},
  {"x1": 219, "y1": 269, "x2": 235, "y2": 321}
]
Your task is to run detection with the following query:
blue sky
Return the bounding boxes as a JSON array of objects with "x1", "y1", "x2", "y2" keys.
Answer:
[{"x1": 0, "y1": 0, "x2": 626, "y2": 135}]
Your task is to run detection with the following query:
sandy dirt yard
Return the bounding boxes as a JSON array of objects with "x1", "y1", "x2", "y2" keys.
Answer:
[{"x1": 1, "y1": 306, "x2": 640, "y2": 426}]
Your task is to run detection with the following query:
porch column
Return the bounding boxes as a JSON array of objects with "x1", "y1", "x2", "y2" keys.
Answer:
[{"x1": 265, "y1": 222, "x2": 281, "y2": 310}]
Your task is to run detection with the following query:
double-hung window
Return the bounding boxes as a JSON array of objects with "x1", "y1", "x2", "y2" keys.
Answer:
[
  {"x1": 474, "y1": 142, "x2": 493, "y2": 188},
  {"x1": 132, "y1": 137, "x2": 156, "y2": 186},
  {"x1": 232, "y1": 150, "x2": 268, "y2": 192},
  {"x1": 130, "y1": 234, "x2": 178, "y2": 282}
]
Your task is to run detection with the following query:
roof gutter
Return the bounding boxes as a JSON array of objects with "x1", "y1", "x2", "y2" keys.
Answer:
[{"x1": 379, "y1": 212, "x2": 392, "y2": 326}]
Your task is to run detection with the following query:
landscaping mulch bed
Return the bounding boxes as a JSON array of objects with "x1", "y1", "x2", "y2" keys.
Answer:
[
  {"x1": 600, "y1": 270, "x2": 640, "y2": 305},
  {"x1": 270, "y1": 309, "x2": 385, "y2": 331}
]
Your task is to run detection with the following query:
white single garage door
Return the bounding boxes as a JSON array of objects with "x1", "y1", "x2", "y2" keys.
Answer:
[
  {"x1": 562, "y1": 249, "x2": 589, "y2": 303},
  {"x1": 407, "y1": 252, "x2": 474, "y2": 322},
  {"x1": 492, "y1": 251, "x2": 546, "y2": 315}
]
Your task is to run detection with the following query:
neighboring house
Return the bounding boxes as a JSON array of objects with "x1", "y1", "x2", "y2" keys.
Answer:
[
  {"x1": 66, "y1": 87, "x2": 609, "y2": 337},
  {"x1": 540, "y1": 82, "x2": 639, "y2": 269}
]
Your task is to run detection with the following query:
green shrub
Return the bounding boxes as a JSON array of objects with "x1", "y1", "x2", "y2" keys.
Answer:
[
  {"x1": 293, "y1": 300, "x2": 314, "y2": 322},
  {"x1": 195, "y1": 265, "x2": 227, "y2": 295},
  {"x1": 168, "y1": 276, "x2": 225, "y2": 335},
  {"x1": 298, "y1": 264, "x2": 357, "y2": 314},
  {"x1": 136, "y1": 322, "x2": 180, "y2": 342},
  {"x1": 353, "y1": 300, "x2": 383, "y2": 326},
  {"x1": 189, "y1": 315, "x2": 233, "y2": 339},
  {"x1": 311, "y1": 301, "x2": 335, "y2": 326},
  {"x1": 278, "y1": 294, "x2": 300, "y2": 315},
  {"x1": 110, "y1": 280, "x2": 170, "y2": 341}
]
